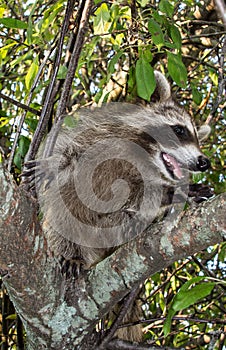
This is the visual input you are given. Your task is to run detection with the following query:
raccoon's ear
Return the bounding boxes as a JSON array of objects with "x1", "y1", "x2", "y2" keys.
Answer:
[
  {"x1": 197, "y1": 124, "x2": 211, "y2": 141},
  {"x1": 153, "y1": 71, "x2": 171, "y2": 102}
]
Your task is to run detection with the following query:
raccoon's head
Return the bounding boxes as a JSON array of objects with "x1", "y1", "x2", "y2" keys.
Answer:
[{"x1": 143, "y1": 71, "x2": 211, "y2": 183}]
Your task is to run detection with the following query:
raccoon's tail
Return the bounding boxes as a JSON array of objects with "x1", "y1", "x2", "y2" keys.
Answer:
[
  {"x1": 115, "y1": 298, "x2": 143, "y2": 343},
  {"x1": 106, "y1": 285, "x2": 143, "y2": 344}
]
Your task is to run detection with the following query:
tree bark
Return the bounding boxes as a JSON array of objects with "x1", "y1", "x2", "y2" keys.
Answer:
[{"x1": 0, "y1": 164, "x2": 225, "y2": 349}]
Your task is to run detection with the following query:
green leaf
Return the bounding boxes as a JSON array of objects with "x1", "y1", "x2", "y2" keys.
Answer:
[
  {"x1": 191, "y1": 84, "x2": 202, "y2": 105},
  {"x1": 218, "y1": 242, "x2": 226, "y2": 262},
  {"x1": 18, "y1": 135, "x2": 30, "y2": 158},
  {"x1": 127, "y1": 66, "x2": 136, "y2": 98},
  {"x1": 170, "y1": 24, "x2": 182, "y2": 50},
  {"x1": 57, "y1": 65, "x2": 68, "y2": 80},
  {"x1": 14, "y1": 136, "x2": 31, "y2": 170},
  {"x1": 25, "y1": 117, "x2": 38, "y2": 132},
  {"x1": 63, "y1": 115, "x2": 79, "y2": 128},
  {"x1": 164, "y1": 278, "x2": 215, "y2": 336},
  {"x1": 137, "y1": 0, "x2": 149, "y2": 6},
  {"x1": 163, "y1": 308, "x2": 175, "y2": 336},
  {"x1": 0, "y1": 42, "x2": 17, "y2": 59},
  {"x1": 148, "y1": 19, "x2": 165, "y2": 48},
  {"x1": 108, "y1": 50, "x2": 124, "y2": 75},
  {"x1": 209, "y1": 70, "x2": 218, "y2": 85},
  {"x1": 135, "y1": 58, "x2": 155, "y2": 101},
  {"x1": 142, "y1": 48, "x2": 153, "y2": 62},
  {"x1": 25, "y1": 55, "x2": 39, "y2": 90},
  {"x1": 6, "y1": 314, "x2": 17, "y2": 320},
  {"x1": 159, "y1": 0, "x2": 174, "y2": 17},
  {"x1": 167, "y1": 52, "x2": 187, "y2": 88},
  {"x1": 152, "y1": 10, "x2": 164, "y2": 24},
  {"x1": 0, "y1": 17, "x2": 28, "y2": 29},
  {"x1": 172, "y1": 283, "x2": 215, "y2": 311},
  {"x1": 26, "y1": 18, "x2": 33, "y2": 45},
  {"x1": 94, "y1": 3, "x2": 111, "y2": 34}
]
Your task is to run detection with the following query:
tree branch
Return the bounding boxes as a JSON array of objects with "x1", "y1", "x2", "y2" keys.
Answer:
[
  {"x1": 25, "y1": 0, "x2": 76, "y2": 163},
  {"x1": 0, "y1": 93, "x2": 41, "y2": 116},
  {"x1": 43, "y1": 0, "x2": 93, "y2": 159},
  {"x1": 0, "y1": 165, "x2": 225, "y2": 349},
  {"x1": 97, "y1": 285, "x2": 141, "y2": 349}
]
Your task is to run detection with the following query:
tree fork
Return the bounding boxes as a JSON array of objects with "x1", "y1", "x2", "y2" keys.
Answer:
[{"x1": 0, "y1": 164, "x2": 225, "y2": 349}]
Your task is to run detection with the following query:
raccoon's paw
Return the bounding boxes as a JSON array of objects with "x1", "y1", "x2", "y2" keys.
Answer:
[
  {"x1": 20, "y1": 160, "x2": 39, "y2": 192},
  {"x1": 59, "y1": 256, "x2": 85, "y2": 279},
  {"x1": 188, "y1": 183, "x2": 214, "y2": 203},
  {"x1": 21, "y1": 159, "x2": 55, "y2": 192}
]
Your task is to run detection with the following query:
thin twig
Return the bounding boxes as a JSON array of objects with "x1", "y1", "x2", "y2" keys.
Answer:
[
  {"x1": 180, "y1": 19, "x2": 225, "y2": 28},
  {"x1": 206, "y1": 36, "x2": 226, "y2": 124},
  {"x1": 124, "y1": 315, "x2": 226, "y2": 330},
  {"x1": 182, "y1": 31, "x2": 226, "y2": 40},
  {"x1": 106, "y1": 339, "x2": 179, "y2": 350},
  {"x1": 7, "y1": 45, "x2": 55, "y2": 172},
  {"x1": 25, "y1": 0, "x2": 76, "y2": 164},
  {"x1": 0, "y1": 93, "x2": 41, "y2": 116},
  {"x1": 42, "y1": 0, "x2": 93, "y2": 159},
  {"x1": 54, "y1": 0, "x2": 93, "y2": 122}
]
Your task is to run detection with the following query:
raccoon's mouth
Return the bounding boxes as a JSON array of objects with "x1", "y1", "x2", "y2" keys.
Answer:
[{"x1": 161, "y1": 152, "x2": 183, "y2": 180}]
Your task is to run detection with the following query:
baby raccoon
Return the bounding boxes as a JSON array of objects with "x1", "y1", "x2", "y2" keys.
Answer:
[{"x1": 25, "y1": 71, "x2": 211, "y2": 272}]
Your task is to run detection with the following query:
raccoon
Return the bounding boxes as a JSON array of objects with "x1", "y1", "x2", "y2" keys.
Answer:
[
  {"x1": 31, "y1": 71, "x2": 210, "y2": 272},
  {"x1": 22, "y1": 71, "x2": 212, "y2": 343}
]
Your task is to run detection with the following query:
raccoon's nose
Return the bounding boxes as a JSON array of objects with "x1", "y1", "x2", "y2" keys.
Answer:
[{"x1": 197, "y1": 156, "x2": 210, "y2": 172}]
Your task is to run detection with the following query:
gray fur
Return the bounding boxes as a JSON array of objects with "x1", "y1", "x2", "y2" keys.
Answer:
[{"x1": 36, "y1": 72, "x2": 210, "y2": 269}]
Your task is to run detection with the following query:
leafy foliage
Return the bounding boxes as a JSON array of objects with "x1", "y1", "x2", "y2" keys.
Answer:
[
  {"x1": 143, "y1": 246, "x2": 226, "y2": 348},
  {"x1": 0, "y1": 0, "x2": 225, "y2": 348}
]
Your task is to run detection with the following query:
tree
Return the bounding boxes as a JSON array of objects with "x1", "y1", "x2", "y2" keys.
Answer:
[{"x1": 0, "y1": 1, "x2": 225, "y2": 349}]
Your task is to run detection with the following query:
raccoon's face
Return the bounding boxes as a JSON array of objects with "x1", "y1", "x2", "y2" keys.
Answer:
[
  {"x1": 145, "y1": 102, "x2": 211, "y2": 183},
  {"x1": 160, "y1": 125, "x2": 210, "y2": 181}
]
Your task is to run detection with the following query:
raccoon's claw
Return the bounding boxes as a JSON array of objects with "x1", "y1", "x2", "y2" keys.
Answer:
[
  {"x1": 59, "y1": 256, "x2": 85, "y2": 279},
  {"x1": 21, "y1": 159, "x2": 55, "y2": 192},
  {"x1": 188, "y1": 183, "x2": 214, "y2": 203}
]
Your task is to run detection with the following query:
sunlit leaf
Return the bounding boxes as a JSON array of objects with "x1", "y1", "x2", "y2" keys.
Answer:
[
  {"x1": 94, "y1": 3, "x2": 111, "y2": 34},
  {"x1": 25, "y1": 55, "x2": 39, "y2": 90},
  {"x1": 209, "y1": 70, "x2": 218, "y2": 85}
]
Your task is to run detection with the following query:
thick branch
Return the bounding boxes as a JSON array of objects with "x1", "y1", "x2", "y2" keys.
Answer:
[{"x1": 0, "y1": 165, "x2": 225, "y2": 349}]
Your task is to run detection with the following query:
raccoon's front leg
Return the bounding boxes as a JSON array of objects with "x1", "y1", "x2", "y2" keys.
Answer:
[
  {"x1": 59, "y1": 256, "x2": 86, "y2": 279},
  {"x1": 188, "y1": 183, "x2": 214, "y2": 203}
]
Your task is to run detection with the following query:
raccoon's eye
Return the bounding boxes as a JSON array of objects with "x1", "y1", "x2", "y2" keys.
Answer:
[{"x1": 172, "y1": 125, "x2": 186, "y2": 136}]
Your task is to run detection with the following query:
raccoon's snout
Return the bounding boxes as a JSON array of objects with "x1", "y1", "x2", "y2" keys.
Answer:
[{"x1": 197, "y1": 155, "x2": 210, "y2": 172}]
